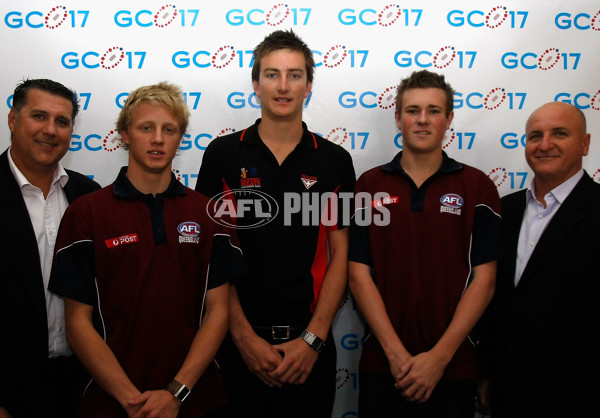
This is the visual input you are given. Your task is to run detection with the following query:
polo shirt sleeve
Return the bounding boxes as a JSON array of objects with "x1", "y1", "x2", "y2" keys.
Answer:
[
  {"x1": 207, "y1": 228, "x2": 246, "y2": 289},
  {"x1": 331, "y1": 148, "x2": 356, "y2": 230},
  {"x1": 348, "y1": 171, "x2": 373, "y2": 267},
  {"x1": 49, "y1": 202, "x2": 97, "y2": 306},
  {"x1": 196, "y1": 139, "x2": 226, "y2": 199},
  {"x1": 471, "y1": 175, "x2": 503, "y2": 267}
]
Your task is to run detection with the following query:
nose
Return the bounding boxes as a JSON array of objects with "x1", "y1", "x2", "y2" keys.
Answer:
[
  {"x1": 277, "y1": 77, "x2": 289, "y2": 92},
  {"x1": 538, "y1": 133, "x2": 553, "y2": 151},
  {"x1": 417, "y1": 110, "x2": 428, "y2": 124},
  {"x1": 42, "y1": 119, "x2": 58, "y2": 136},
  {"x1": 150, "y1": 129, "x2": 165, "y2": 144}
]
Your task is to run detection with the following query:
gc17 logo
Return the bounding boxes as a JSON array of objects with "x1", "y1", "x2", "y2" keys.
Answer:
[
  {"x1": 338, "y1": 86, "x2": 396, "y2": 109},
  {"x1": 555, "y1": 91, "x2": 600, "y2": 110},
  {"x1": 488, "y1": 168, "x2": 528, "y2": 190},
  {"x1": 313, "y1": 46, "x2": 369, "y2": 68},
  {"x1": 447, "y1": 7, "x2": 528, "y2": 28},
  {"x1": 324, "y1": 128, "x2": 369, "y2": 150},
  {"x1": 4, "y1": 6, "x2": 89, "y2": 28},
  {"x1": 454, "y1": 89, "x2": 526, "y2": 110},
  {"x1": 555, "y1": 11, "x2": 600, "y2": 30},
  {"x1": 501, "y1": 49, "x2": 581, "y2": 70},
  {"x1": 61, "y1": 47, "x2": 146, "y2": 70},
  {"x1": 338, "y1": 6, "x2": 422, "y2": 26},
  {"x1": 225, "y1": 5, "x2": 311, "y2": 26},
  {"x1": 172, "y1": 46, "x2": 238, "y2": 69},
  {"x1": 114, "y1": 6, "x2": 200, "y2": 27},
  {"x1": 395, "y1": 47, "x2": 477, "y2": 69}
]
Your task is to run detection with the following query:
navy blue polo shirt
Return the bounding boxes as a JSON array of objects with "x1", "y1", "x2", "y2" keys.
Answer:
[
  {"x1": 349, "y1": 151, "x2": 502, "y2": 379},
  {"x1": 197, "y1": 119, "x2": 356, "y2": 324},
  {"x1": 49, "y1": 167, "x2": 245, "y2": 417}
]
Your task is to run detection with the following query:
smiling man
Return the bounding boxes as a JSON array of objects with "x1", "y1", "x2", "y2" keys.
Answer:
[
  {"x1": 48, "y1": 82, "x2": 245, "y2": 417},
  {"x1": 480, "y1": 102, "x2": 600, "y2": 417},
  {"x1": 348, "y1": 70, "x2": 502, "y2": 418},
  {"x1": 196, "y1": 30, "x2": 355, "y2": 418},
  {"x1": 0, "y1": 79, "x2": 100, "y2": 418}
]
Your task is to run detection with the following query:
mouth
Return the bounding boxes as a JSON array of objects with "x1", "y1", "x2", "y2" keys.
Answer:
[
  {"x1": 148, "y1": 150, "x2": 165, "y2": 156},
  {"x1": 414, "y1": 130, "x2": 431, "y2": 135},
  {"x1": 36, "y1": 140, "x2": 57, "y2": 148},
  {"x1": 275, "y1": 97, "x2": 292, "y2": 103}
]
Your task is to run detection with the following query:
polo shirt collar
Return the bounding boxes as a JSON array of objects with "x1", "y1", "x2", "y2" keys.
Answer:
[
  {"x1": 381, "y1": 150, "x2": 462, "y2": 175},
  {"x1": 112, "y1": 166, "x2": 186, "y2": 198},
  {"x1": 242, "y1": 119, "x2": 318, "y2": 150}
]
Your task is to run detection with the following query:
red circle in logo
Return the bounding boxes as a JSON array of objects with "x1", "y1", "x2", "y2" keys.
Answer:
[
  {"x1": 378, "y1": 4, "x2": 402, "y2": 27},
  {"x1": 100, "y1": 47, "x2": 125, "y2": 70},
  {"x1": 378, "y1": 85, "x2": 397, "y2": 110},
  {"x1": 265, "y1": 4, "x2": 290, "y2": 26},
  {"x1": 537, "y1": 48, "x2": 560, "y2": 71},
  {"x1": 44, "y1": 6, "x2": 68, "y2": 29},
  {"x1": 433, "y1": 46, "x2": 456, "y2": 69},
  {"x1": 154, "y1": 5, "x2": 178, "y2": 28},
  {"x1": 485, "y1": 6, "x2": 508, "y2": 29},
  {"x1": 211, "y1": 46, "x2": 236, "y2": 69}
]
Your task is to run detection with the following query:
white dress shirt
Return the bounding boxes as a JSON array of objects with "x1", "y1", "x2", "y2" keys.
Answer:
[
  {"x1": 8, "y1": 148, "x2": 72, "y2": 358},
  {"x1": 514, "y1": 169, "x2": 584, "y2": 286}
]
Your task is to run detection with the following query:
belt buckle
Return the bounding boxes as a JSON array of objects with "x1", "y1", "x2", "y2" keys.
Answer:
[{"x1": 271, "y1": 325, "x2": 290, "y2": 340}]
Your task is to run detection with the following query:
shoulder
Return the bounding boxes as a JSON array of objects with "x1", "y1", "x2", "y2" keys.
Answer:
[
  {"x1": 314, "y1": 133, "x2": 352, "y2": 159},
  {"x1": 205, "y1": 129, "x2": 245, "y2": 152}
]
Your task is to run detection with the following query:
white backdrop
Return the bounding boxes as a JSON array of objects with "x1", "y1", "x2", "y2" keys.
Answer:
[{"x1": 2, "y1": 1, "x2": 599, "y2": 417}]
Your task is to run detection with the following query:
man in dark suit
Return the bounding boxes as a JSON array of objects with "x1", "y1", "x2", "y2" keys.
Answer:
[
  {"x1": 480, "y1": 102, "x2": 600, "y2": 417},
  {"x1": 0, "y1": 79, "x2": 100, "y2": 417}
]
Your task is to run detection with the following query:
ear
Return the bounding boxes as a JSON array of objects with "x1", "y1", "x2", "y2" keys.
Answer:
[
  {"x1": 445, "y1": 111, "x2": 454, "y2": 130},
  {"x1": 8, "y1": 108, "x2": 17, "y2": 133},
  {"x1": 394, "y1": 111, "x2": 402, "y2": 130},
  {"x1": 304, "y1": 81, "x2": 312, "y2": 99},
  {"x1": 582, "y1": 133, "x2": 590, "y2": 156},
  {"x1": 120, "y1": 130, "x2": 130, "y2": 146},
  {"x1": 253, "y1": 80, "x2": 260, "y2": 98}
]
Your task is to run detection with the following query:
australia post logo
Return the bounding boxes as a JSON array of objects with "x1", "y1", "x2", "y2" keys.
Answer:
[
  {"x1": 440, "y1": 193, "x2": 463, "y2": 215},
  {"x1": 105, "y1": 233, "x2": 139, "y2": 248}
]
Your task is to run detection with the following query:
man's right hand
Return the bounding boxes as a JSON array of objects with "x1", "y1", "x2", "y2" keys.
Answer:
[{"x1": 235, "y1": 332, "x2": 284, "y2": 387}]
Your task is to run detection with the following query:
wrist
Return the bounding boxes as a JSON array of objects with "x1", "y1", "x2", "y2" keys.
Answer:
[
  {"x1": 300, "y1": 330, "x2": 325, "y2": 353},
  {"x1": 164, "y1": 380, "x2": 191, "y2": 403}
]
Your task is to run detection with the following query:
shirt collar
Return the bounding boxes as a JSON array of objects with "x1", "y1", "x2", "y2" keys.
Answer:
[
  {"x1": 381, "y1": 150, "x2": 462, "y2": 175},
  {"x1": 527, "y1": 169, "x2": 584, "y2": 205},
  {"x1": 242, "y1": 119, "x2": 318, "y2": 150},
  {"x1": 112, "y1": 166, "x2": 187, "y2": 198},
  {"x1": 7, "y1": 146, "x2": 69, "y2": 189}
]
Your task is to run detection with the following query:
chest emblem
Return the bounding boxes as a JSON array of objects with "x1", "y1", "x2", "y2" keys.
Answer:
[
  {"x1": 178, "y1": 222, "x2": 200, "y2": 244},
  {"x1": 301, "y1": 174, "x2": 317, "y2": 190},
  {"x1": 440, "y1": 193, "x2": 463, "y2": 215}
]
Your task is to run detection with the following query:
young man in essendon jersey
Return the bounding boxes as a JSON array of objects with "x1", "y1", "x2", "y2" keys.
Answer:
[
  {"x1": 49, "y1": 82, "x2": 245, "y2": 418},
  {"x1": 196, "y1": 30, "x2": 355, "y2": 418},
  {"x1": 348, "y1": 70, "x2": 502, "y2": 418}
]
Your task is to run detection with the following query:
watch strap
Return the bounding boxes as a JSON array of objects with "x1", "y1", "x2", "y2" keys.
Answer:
[
  {"x1": 300, "y1": 330, "x2": 325, "y2": 353},
  {"x1": 165, "y1": 379, "x2": 191, "y2": 403}
]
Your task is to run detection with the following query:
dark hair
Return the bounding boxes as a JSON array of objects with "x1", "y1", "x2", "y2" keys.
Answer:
[
  {"x1": 12, "y1": 79, "x2": 80, "y2": 121},
  {"x1": 251, "y1": 29, "x2": 314, "y2": 83},
  {"x1": 395, "y1": 70, "x2": 455, "y2": 117}
]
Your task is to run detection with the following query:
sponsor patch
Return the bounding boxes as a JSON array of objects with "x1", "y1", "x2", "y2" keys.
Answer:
[
  {"x1": 440, "y1": 193, "x2": 464, "y2": 208},
  {"x1": 105, "y1": 233, "x2": 139, "y2": 248},
  {"x1": 301, "y1": 174, "x2": 317, "y2": 189},
  {"x1": 372, "y1": 196, "x2": 399, "y2": 207}
]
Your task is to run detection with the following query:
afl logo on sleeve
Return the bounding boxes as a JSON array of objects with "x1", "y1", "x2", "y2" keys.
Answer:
[
  {"x1": 178, "y1": 222, "x2": 201, "y2": 244},
  {"x1": 440, "y1": 193, "x2": 463, "y2": 215}
]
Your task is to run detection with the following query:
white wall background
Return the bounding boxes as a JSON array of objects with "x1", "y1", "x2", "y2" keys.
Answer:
[{"x1": 2, "y1": 2, "x2": 599, "y2": 417}]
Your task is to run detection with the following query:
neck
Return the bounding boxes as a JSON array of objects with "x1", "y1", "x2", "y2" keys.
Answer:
[
  {"x1": 10, "y1": 150, "x2": 56, "y2": 198},
  {"x1": 400, "y1": 150, "x2": 443, "y2": 187},
  {"x1": 258, "y1": 117, "x2": 304, "y2": 146},
  {"x1": 125, "y1": 165, "x2": 171, "y2": 196}
]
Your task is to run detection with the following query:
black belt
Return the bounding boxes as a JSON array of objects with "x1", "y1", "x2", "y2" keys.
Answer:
[{"x1": 252, "y1": 325, "x2": 304, "y2": 341}]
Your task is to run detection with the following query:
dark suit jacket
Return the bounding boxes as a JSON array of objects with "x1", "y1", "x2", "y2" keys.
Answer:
[
  {"x1": 483, "y1": 173, "x2": 600, "y2": 417},
  {"x1": 0, "y1": 149, "x2": 100, "y2": 417}
]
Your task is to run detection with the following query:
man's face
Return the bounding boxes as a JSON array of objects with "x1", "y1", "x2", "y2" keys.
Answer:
[
  {"x1": 395, "y1": 88, "x2": 453, "y2": 155},
  {"x1": 253, "y1": 48, "x2": 312, "y2": 121},
  {"x1": 8, "y1": 88, "x2": 74, "y2": 175},
  {"x1": 121, "y1": 102, "x2": 182, "y2": 175},
  {"x1": 525, "y1": 102, "x2": 590, "y2": 186}
]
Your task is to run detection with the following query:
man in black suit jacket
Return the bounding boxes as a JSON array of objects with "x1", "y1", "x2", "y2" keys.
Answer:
[
  {"x1": 0, "y1": 79, "x2": 100, "y2": 417},
  {"x1": 479, "y1": 102, "x2": 600, "y2": 417}
]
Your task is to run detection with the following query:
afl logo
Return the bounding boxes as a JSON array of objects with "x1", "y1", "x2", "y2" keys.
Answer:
[
  {"x1": 538, "y1": 48, "x2": 561, "y2": 71},
  {"x1": 323, "y1": 45, "x2": 348, "y2": 68},
  {"x1": 378, "y1": 85, "x2": 397, "y2": 110},
  {"x1": 484, "y1": 88, "x2": 507, "y2": 110},
  {"x1": 443, "y1": 129, "x2": 456, "y2": 150},
  {"x1": 266, "y1": 4, "x2": 290, "y2": 26},
  {"x1": 488, "y1": 167, "x2": 508, "y2": 188},
  {"x1": 336, "y1": 368, "x2": 351, "y2": 389},
  {"x1": 102, "y1": 129, "x2": 122, "y2": 152},
  {"x1": 378, "y1": 4, "x2": 402, "y2": 27},
  {"x1": 154, "y1": 5, "x2": 178, "y2": 28},
  {"x1": 211, "y1": 46, "x2": 236, "y2": 69},
  {"x1": 441, "y1": 193, "x2": 464, "y2": 208},
  {"x1": 178, "y1": 222, "x2": 201, "y2": 237},
  {"x1": 44, "y1": 6, "x2": 68, "y2": 29},
  {"x1": 208, "y1": 189, "x2": 279, "y2": 229},
  {"x1": 433, "y1": 46, "x2": 456, "y2": 69},
  {"x1": 101, "y1": 47, "x2": 125, "y2": 70},
  {"x1": 485, "y1": 6, "x2": 508, "y2": 29},
  {"x1": 326, "y1": 127, "x2": 348, "y2": 146}
]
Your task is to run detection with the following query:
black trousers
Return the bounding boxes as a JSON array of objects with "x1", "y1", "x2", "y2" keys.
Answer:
[
  {"x1": 217, "y1": 328, "x2": 336, "y2": 418},
  {"x1": 359, "y1": 370, "x2": 475, "y2": 418}
]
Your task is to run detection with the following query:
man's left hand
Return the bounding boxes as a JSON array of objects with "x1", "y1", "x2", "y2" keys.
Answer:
[{"x1": 269, "y1": 338, "x2": 319, "y2": 384}]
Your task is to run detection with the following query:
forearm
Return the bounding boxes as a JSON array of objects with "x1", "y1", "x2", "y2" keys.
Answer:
[
  {"x1": 65, "y1": 299, "x2": 139, "y2": 409},
  {"x1": 430, "y1": 262, "x2": 497, "y2": 364},
  {"x1": 349, "y1": 261, "x2": 410, "y2": 361},
  {"x1": 173, "y1": 284, "x2": 229, "y2": 389}
]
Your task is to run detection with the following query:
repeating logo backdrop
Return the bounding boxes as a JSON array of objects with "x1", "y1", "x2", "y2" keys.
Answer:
[{"x1": 2, "y1": 2, "x2": 599, "y2": 416}]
